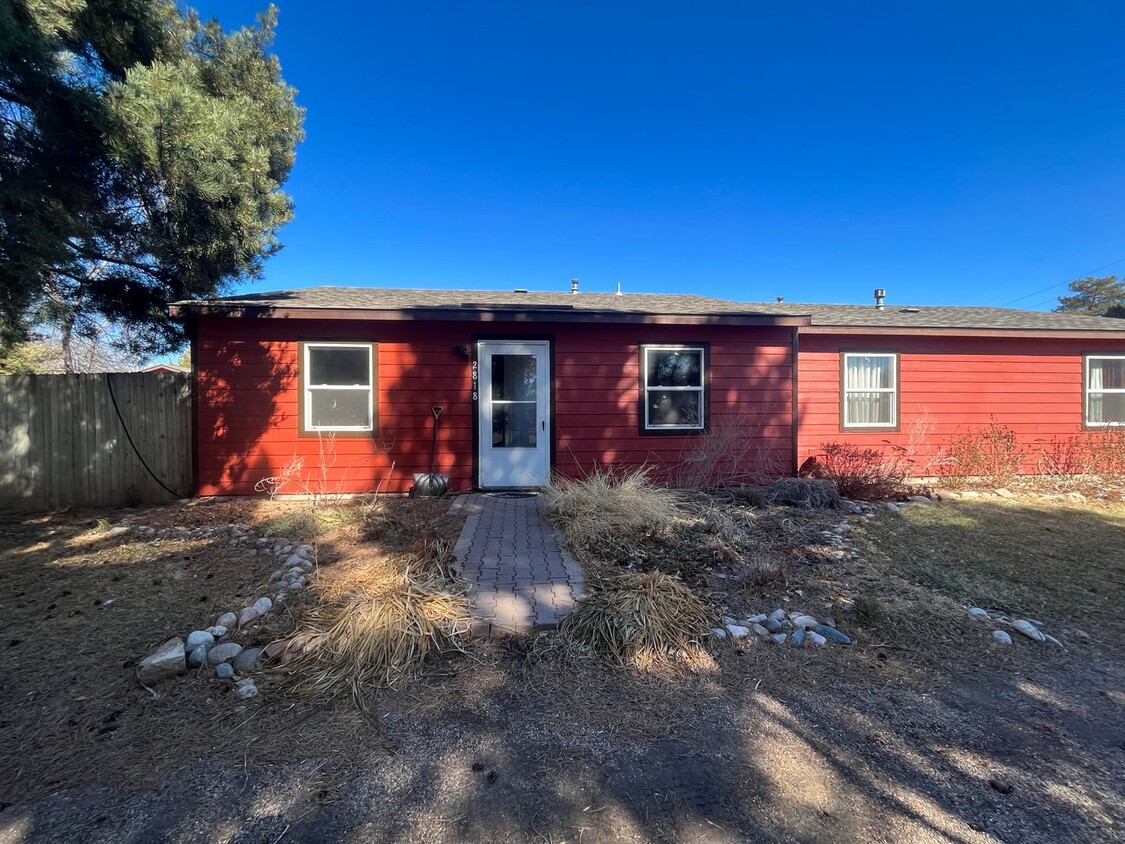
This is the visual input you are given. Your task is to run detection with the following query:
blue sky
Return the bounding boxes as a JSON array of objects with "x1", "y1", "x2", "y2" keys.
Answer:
[{"x1": 192, "y1": 1, "x2": 1125, "y2": 309}]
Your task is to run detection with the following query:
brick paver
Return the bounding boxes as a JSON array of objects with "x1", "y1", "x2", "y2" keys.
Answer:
[{"x1": 448, "y1": 493, "x2": 585, "y2": 636}]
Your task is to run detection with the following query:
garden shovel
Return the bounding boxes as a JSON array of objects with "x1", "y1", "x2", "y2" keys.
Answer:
[{"x1": 412, "y1": 405, "x2": 450, "y2": 496}]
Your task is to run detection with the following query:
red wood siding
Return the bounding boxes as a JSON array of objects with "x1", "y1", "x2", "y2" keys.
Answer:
[
  {"x1": 796, "y1": 334, "x2": 1125, "y2": 474},
  {"x1": 194, "y1": 318, "x2": 794, "y2": 496}
]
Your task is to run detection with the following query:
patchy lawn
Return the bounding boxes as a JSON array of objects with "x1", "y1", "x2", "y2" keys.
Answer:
[{"x1": 0, "y1": 491, "x2": 1123, "y2": 843}]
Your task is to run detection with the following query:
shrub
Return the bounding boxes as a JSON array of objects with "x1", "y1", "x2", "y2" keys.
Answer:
[
  {"x1": 667, "y1": 412, "x2": 787, "y2": 488},
  {"x1": 543, "y1": 466, "x2": 680, "y2": 558},
  {"x1": 1037, "y1": 429, "x2": 1125, "y2": 481},
  {"x1": 767, "y1": 477, "x2": 842, "y2": 509},
  {"x1": 806, "y1": 442, "x2": 907, "y2": 500},
  {"x1": 945, "y1": 419, "x2": 1025, "y2": 487},
  {"x1": 562, "y1": 571, "x2": 712, "y2": 666}
]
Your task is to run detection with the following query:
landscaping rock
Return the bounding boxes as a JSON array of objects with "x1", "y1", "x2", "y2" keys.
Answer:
[
  {"x1": 992, "y1": 630, "x2": 1013, "y2": 646},
  {"x1": 750, "y1": 623, "x2": 770, "y2": 637},
  {"x1": 995, "y1": 488, "x2": 1014, "y2": 498},
  {"x1": 207, "y1": 642, "x2": 243, "y2": 665},
  {"x1": 238, "y1": 606, "x2": 261, "y2": 629},
  {"x1": 252, "y1": 597, "x2": 273, "y2": 616},
  {"x1": 235, "y1": 681, "x2": 259, "y2": 700},
  {"x1": 285, "y1": 554, "x2": 305, "y2": 567},
  {"x1": 216, "y1": 612, "x2": 237, "y2": 629},
  {"x1": 807, "y1": 631, "x2": 828, "y2": 646},
  {"x1": 234, "y1": 647, "x2": 263, "y2": 673},
  {"x1": 813, "y1": 624, "x2": 852, "y2": 645},
  {"x1": 968, "y1": 607, "x2": 989, "y2": 620},
  {"x1": 770, "y1": 633, "x2": 787, "y2": 645},
  {"x1": 711, "y1": 627, "x2": 728, "y2": 639},
  {"x1": 1042, "y1": 634, "x2": 1065, "y2": 648},
  {"x1": 907, "y1": 495, "x2": 933, "y2": 504},
  {"x1": 764, "y1": 617, "x2": 783, "y2": 634},
  {"x1": 725, "y1": 624, "x2": 751, "y2": 639},
  {"x1": 206, "y1": 625, "x2": 228, "y2": 639},
  {"x1": 137, "y1": 638, "x2": 186, "y2": 683},
  {"x1": 745, "y1": 614, "x2": 768, "y2": 625},
  {"x1": 185, "y1": 630, "x2": 215, "y2": 652},
  {"x1": 214, "y1": 663, "x2": 235, "y2": 680},
  {"x1": 1011, "y1": 620, "x2": 1045, "y2": 642},
  {"x1": 768, "y1": 608, "x2": 786, "y2": 623},
  {"x1": 791, "y1": 629, "x2": 806, "y2": 646},
  {"x1": 187, "y1": 644, "x2": 210, "y2": 667},
  {"x1": 1074, "y1": 629, "x2": 1090, "y2": 643},
  {"x1": 793, "y1": 615, "x2": 819, "y2": 629}
]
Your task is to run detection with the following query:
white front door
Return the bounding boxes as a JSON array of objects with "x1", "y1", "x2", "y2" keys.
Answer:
[{"x1": 477, "y1": 341, "x2": 550, "y2": 488}]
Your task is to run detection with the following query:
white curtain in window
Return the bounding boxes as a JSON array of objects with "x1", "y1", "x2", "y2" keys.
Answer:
[
  {"x1": 1090, "y1": 360, "x2": 1104, "y2": 423},
  {"x1": 845, "y1": 355, "x2": 894, "y2": 426}
]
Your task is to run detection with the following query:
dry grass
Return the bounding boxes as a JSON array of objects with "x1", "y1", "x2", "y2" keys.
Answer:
[
  {"x1": 561, "y1": 571, "x2": 713, "y2": 667},
  {"x1": 543, "y1": 466, "x2": 681, "y2": 558},
  {"x1": 276, "y1": 570, "x2": 470, "y2": 704},
  {"x1": 851, "y1": 496, "x2": 1125, "y2": 633}
]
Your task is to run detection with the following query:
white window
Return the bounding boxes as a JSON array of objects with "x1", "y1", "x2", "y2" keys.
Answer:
[
  {"x1": 842, "y1": 352, "x2": 897, "y2": 428},
  {"x1": 302, "y1": 343, "x2": 374, "y2": 432},
  {"x1": 643, "y1": 345, "x2": 705, "y2": 431},
  {"x1": 1086, "y1": 355, "x2": 1125, "y2": 426}
]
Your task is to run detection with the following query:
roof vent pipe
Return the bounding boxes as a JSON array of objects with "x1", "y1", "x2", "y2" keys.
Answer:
[
  {"x1": 874, "y1": 288, "x2": 886, "y2": 310},
  {"x1": 570, "y1": 278, "x2": 579, "y2": 294},
  {"x1": 615, "y1": 282, "x2": 622, "y2": 296}
]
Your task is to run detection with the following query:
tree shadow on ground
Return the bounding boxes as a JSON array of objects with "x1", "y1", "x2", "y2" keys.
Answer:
[{"x1": 1, "y1": 500, "x2": 1122, "y2": 843}]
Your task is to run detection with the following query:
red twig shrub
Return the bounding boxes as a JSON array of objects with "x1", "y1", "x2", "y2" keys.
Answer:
[{"x1": 807, "y1": 442, "x2": 908, "y2": 500}]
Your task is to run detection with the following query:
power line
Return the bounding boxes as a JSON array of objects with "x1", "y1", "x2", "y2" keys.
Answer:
[{"x1": 1001, "y1": 256, "x2": 1125, "y2": 307}]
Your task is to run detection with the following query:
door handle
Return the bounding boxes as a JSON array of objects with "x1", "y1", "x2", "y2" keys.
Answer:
[{"x1": 541, "y1": 420, "x2": 545, "y2": 431}]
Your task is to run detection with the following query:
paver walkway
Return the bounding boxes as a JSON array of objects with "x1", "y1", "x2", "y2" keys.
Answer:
[{"x1": 448, "y1": 493, "x2": 585, "y2": 636}]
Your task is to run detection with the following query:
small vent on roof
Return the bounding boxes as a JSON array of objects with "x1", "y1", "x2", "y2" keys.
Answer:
[
  {"x1": 513, "y1": 288, "x2": 528, "y2": 293},
  {"x1": 874, "y1": 288, "x2": 886, "y2": 309},
  {"x1": 900, "y1": 307, "x2": 921, "y2": 313}
]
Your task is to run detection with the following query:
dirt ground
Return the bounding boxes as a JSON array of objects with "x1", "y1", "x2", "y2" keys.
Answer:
[{"x1": 0, "y1": 493, "x2": 1122, "y2": 843}]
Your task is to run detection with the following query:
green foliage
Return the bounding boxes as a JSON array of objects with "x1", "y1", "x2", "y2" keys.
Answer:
[
  {"x1": 0, "y1": 1, "x2": 305, "y2": 358},
  {"x1": 1054, "y1": 276, "x2": 1125, "y2": 317}
]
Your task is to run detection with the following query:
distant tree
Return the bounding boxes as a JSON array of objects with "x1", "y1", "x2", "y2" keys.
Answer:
[
  {"x1": 0, "y1": 323, "x2": 142, "y2": 373},
  {"x1": 1054, "y1": 276, "x2": 1125, "y2": 317},
  {"x1": 1105, "y1": 304, "x2": 1125, "y2": 319},
  {"x1": 0, "y1": 1, "x2": 305, "y2": 366}
]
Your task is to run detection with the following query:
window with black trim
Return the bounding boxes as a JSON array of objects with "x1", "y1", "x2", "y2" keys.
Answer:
[
  {"x1": 302, "y1": 342, "x2": 375, "y2": 432},
  {"x1": 842, "y1": 352, "x2": 897, "y2": 428},
  {"x1": 642, "y1": 345, "x2": 705, "y2": 430},
  {"x1": 1086, "y1": 354, "x2": 1125, "y2": 426}
]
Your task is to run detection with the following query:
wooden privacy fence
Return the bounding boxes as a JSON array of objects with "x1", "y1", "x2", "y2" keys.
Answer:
[{"x1": 0, "y1": 372, "x2": 192, "y2": 510}]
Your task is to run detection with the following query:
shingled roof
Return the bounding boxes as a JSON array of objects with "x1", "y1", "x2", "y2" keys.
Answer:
[{"x1": 171, "y1": 286, "x2": 1125, "y2": 333}]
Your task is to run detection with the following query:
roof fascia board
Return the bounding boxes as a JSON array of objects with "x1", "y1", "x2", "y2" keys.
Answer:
[
  {"x1": 168, "y1": 304, "x2": 810, "y2": 327},
  {"x1": 800, "y1": 325, "x2": 1125, "y2": 339}
]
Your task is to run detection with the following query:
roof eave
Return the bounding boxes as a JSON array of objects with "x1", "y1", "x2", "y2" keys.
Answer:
[
  {"x1": 167, "y1": 303, "x2": 810, "y2": 327},
  {"x1": 801, "y1": 325, "x2": 1125, "y2": 339}
]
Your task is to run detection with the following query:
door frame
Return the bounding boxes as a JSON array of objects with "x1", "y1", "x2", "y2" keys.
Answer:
[{"x1": 472, "y1": 334, "x2": 555, "y2": 489}]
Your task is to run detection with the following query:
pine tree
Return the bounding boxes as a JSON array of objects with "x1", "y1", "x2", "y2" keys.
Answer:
[
  {"x1": 0, "y1": 1, "x2": 305, "y2": 364},
  {"x1": 1053, "y1": 276, "x2": 1125, "y2": 317}
]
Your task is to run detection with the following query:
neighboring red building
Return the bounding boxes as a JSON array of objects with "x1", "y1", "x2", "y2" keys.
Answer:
[{"x1": 170, "y1": 287, "x2": 1125, "y2": 496}]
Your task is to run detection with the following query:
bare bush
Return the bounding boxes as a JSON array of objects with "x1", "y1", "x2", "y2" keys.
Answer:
[
  {"x1": 667, "y1": 412, "x2": 787, "y2": 489},
  {"x1": 809, "y1": 442, "x2": 908, "y2": 500},
  {"x1": 945, "y1": 419, "x2": 1025, "y2": 487}
]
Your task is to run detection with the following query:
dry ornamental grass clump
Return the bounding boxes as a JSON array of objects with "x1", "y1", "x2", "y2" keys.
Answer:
[
  {"x1": 274, "y1": 570, "x2": 470, "y2": 704},
  {"x1": 562, "y1": 571, "x2": 713, "y2": 667},
  {"x1": 543, "y1": 466, "x2": 681, "y2": 558}
]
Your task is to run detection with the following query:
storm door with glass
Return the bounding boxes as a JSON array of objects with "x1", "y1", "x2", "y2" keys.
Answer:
[{"x1": 477, "y1": 341, "x2": 550, "y2": 487}]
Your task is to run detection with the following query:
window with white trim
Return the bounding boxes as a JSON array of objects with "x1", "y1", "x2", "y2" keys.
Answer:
[
  {"x1": 642, "y1": 345, "x2": 705, "y2": 430},
  {"x1": 302, "y1": 343, "x2": 374, "y2": 432},
  {"x1": 842, "y1": 352, "x2": 897, "y2": 428},
  {"x1": 1086, "y1": 355, "x2": 1125, "y2": 426}
]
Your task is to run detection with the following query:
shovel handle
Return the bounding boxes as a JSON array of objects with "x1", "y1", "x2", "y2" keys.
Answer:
[{"x1": 432, "y1": 405, "x2": 444, "y2": 419}]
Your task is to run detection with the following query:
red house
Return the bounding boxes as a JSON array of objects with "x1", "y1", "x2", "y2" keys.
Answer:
[{"x1": 169, "y1": 287, "x2": 1125, "y2": 496}]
